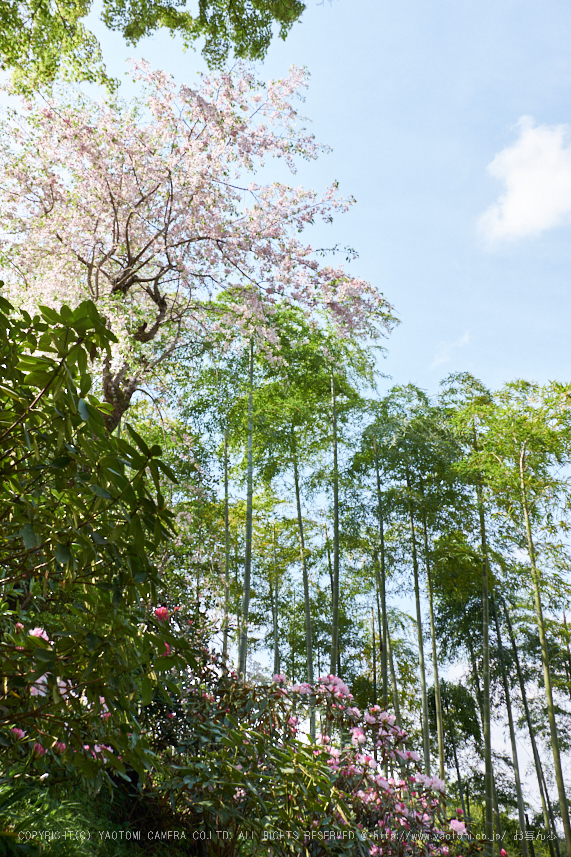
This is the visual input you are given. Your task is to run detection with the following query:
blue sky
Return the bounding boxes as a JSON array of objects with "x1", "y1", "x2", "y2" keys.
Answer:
[{"x1": 88, "y1": 0, "x2": 571, "y2": 395}]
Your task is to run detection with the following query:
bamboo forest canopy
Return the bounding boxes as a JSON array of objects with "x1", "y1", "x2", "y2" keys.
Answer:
[
  {"x1": 1, "y1": 54, "x2": 571, "y2": 857},
  {"x1": 0, "y1": 0, "x2": 305, "y2": 90}
]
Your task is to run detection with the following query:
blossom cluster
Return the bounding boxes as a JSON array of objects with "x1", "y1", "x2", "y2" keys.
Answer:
[
  {"x1": 0, "y1": 62, "x2": 396, "y2": 426},
  {"x1": 180, "y1": 669, "x2": 468, "y2": 856}
]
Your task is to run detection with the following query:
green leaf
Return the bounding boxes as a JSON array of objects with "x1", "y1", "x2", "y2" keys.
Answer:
[
  {"x1": 33, "y1": 647, "x2": 56, "y2": 663},
  {"x1": 54, "y1": 544, "x2": 71, "y2": 565},
  {"x1": 78, "y1": 399, "x2": 90, "y2": 421},
  {"x1": 156, "y1": 459, "x2": 178, "y2": 483},
  {"x1": 126, "y1": 424, "x2": 151, "y2": 457},
  {"x1": 141, "y1": 676, "x2": 153, "y2": 706},
  {"x1": 20, "y1": 523, "x2": 36, "y2": 549},
  {"x1": 154, "y1": 655, "x2": 178, "y2": 671},
  {"x1": 89, "y1": 484, "x2": 113, "y2": 499},
  {"x1": 38, "y1": 305, "x2": 61, "y2": 324},
  {"x1": 85, "y1": 632, "x2": 100, "y2": 651},
  {"x1": 51, "y1": 454, "x2": 71, "y2": 468}
]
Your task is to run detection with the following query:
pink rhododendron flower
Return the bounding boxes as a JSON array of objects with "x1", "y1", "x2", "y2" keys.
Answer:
[
  {"x1": 272, "y1": 673, "x2": 287, "y2": 684},
  {"x1": 57, "y1": 678, "x2": 72, "y2": 698},
  {"x1": 11, "y1": 728, "x2": 25, "y2": 740},
  {"x1": 53, "y1": 742, "x2": 66, "y2": 754},
  {"x1": 33, "y1": 742, "x2": 45, "y2": 757},
  {"x1": 15, "y1": 622, "x2": 24, "y2": 632},
  {"x1": 30, "y1": 675, "x2": 48, "y2": 697},
  {"x1": 154, "y1": 606, "x2": 169, "y2": 622},
  {"x1": 449, "y1": 819, "x2": 467, "y2": 835},
  {"x1": 350, "y1": 727, "x2": 366, "y2": 746},
  {"x1": 29, "y1": 627, "x2": 49, "y2": 642}
]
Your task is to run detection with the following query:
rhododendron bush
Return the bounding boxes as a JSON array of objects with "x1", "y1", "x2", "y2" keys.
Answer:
[
  {"x1": 0, "y1": 62, "x2": 394, "y2": 428},
  {"x1": 0, "y1": 296, "x2": 200, "y2": 790},
  {"x1": 143, "y1": 657, "x2": 471, "y2": 857}
]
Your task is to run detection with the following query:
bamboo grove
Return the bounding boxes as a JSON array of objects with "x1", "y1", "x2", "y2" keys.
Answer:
[{"x1": 136, "y1": 309, "x2": 571, "y2": 855}]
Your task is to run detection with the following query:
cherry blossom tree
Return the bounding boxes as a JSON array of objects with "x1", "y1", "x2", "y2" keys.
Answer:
[{"x1": 0, "y1": 63, "x2": 395, "y2": 428}]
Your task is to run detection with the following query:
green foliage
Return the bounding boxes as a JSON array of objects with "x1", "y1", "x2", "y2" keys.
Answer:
[
  {"x1": 0, "y1": 295, "x2": 197, "y2": 788},
  {"x1": 0, "y1": 0, "x2": 305, "y2": 91},
  {"x1": 103, "y1": 0, "x2": 306, "y2": 66},
  {"x1": 428, "y1": 682, "x2": 481, "y2": 765},
  {"x1": 0, "y1": 779, "x2": 193, "y2": 856}
]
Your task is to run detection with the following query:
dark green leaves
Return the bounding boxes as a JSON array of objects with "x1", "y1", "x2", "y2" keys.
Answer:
[
  {"x1": 53, "y1": 544, "x2": 71, "y2": 565},
  {"x1": 0, "y1": 298, "x2": 195, "y2": 789},
  {"x1": 19, "y1": 523, "x2": 36, "y2": 549}
]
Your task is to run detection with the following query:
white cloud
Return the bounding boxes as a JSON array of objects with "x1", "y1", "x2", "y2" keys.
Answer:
[
  {"x1": 479, "y1": 116, "x2": 571, "y2": 241},
  {"x1": 429, "y1": 331, "x2": 470, "y2": 370}
]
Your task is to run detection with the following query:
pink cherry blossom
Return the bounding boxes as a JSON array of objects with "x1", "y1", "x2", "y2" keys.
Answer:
[{"x1": 0, "y1": 63, "x2": 395, "y2": 426}]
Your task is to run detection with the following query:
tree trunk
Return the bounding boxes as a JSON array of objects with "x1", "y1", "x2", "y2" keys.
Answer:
[
  {"x1": 502, "y1": 597, "x2": 557, "y2": 857},
  {"x1": 466, "y1": 631, "x2": 503, "y2": 844},
  {"x1": 290, "y1": 588, "x2": 296, "y2": 680},
  {"x1": 371, "y1": 608, "x2": 378, "y2": 706},
  {"x1": 222, "y1": 431, "x2": 230, "y2": 661},
  {"x1": 373, "y1": 439, "x2": 389, "y2": 709},
  {"x1": 562, "y1": 612, "x2": 571, "y2": 702},
  {"x1": 419, "y1": 486, "x2": 445, "y2": 782},
  {"x1": 238, "y1": 339, "x2": 254, "y2": 677},
  {"x1": 272, "y1": 525, "x2": 280, "y2": 677},
  {"x1": 405, "y1": 466, "x2": 431, "y2": 775},
  {"x1": 329, "y1": 368, "x2": 340, "y2": 676},
  {"x1": 445, "y1": 697, "x2": 467, "y2": 821},
  {"x1": 491, "y1": 596, "x2": 528, "y2": 856},
  {"x1": 324, "y1": 524, "x2": 334, "y2": 609},
  {"x1": 385, "y1": 612, "x2": 402, "y2": 729},
  {"x1": 519, "y1": 445, "x2": 571, "y2": 857},
  {"x1": 292, "y1": 427, "x2": 315, "y2": 739},
  {"x1": 473, "y1": 425, "x2": 494, "y2": 857}
]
